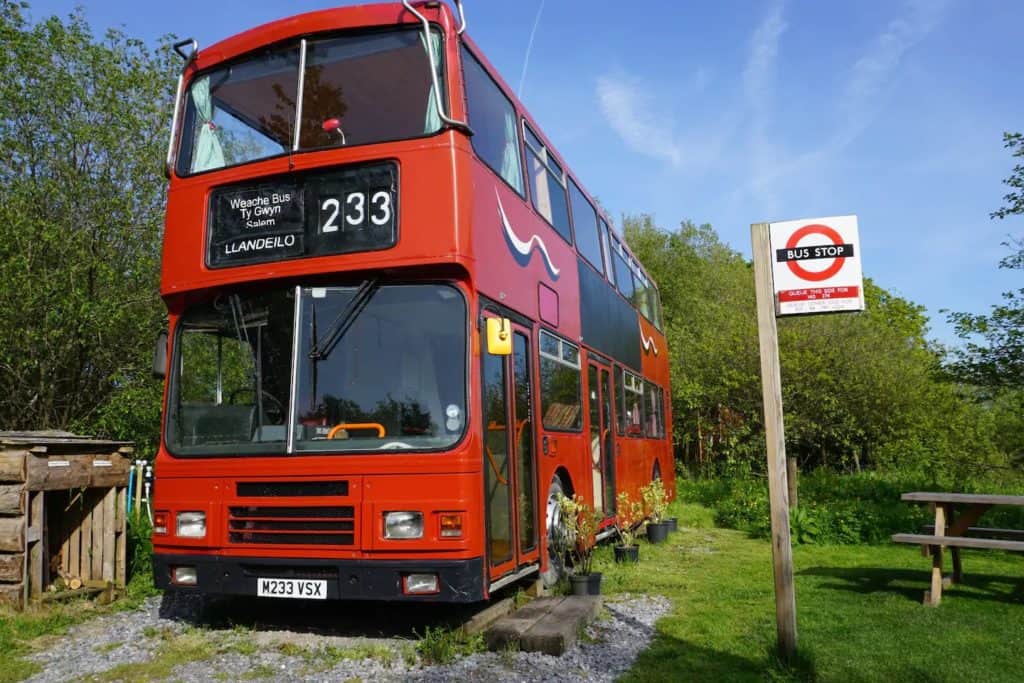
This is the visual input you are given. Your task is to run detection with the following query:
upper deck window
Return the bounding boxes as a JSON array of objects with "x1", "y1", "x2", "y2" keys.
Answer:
[
  {"x1": 177, "y1": 27, "x2": 444, "y2": 176},
  {"x1": 569, "y1": 179, "x2": 603, "y2": 273},
  {"x1": 523, "y1": 123, "x2": 572, "y2": 244},
  {"x1": 461, "y1": 47, "x2": 524, "y2": 194},
  {"x1": 177, "y1": 46, "x2": 300, "y2": 175}
]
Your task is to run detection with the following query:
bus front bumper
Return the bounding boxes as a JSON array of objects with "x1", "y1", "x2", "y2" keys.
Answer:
[{"x1": 153, "y1": 553, "x2": 485, "y2": 603}]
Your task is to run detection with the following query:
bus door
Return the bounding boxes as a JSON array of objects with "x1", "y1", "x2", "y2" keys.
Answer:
[
  {"x1": 587, "y1": 362, "x2": 616, "y2": 520},
  {"x1": 481, "y1": 321, "x2": 540, "y2": 585}
]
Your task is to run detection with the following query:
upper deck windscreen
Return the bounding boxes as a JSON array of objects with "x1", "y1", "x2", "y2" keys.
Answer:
[{"x1": 176, "y1": 27, "x2": 443, "y2": 176}]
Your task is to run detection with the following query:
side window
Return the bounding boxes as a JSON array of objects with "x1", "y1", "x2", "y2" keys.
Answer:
[
  {"x1": 539, "y1": 330, "x2": 582, "y2": 431},
  {"x1": 623, "y1": 371, "x2": 644, "y2": 437},
  {"x1": 651, "y1": 284, "x2": 664, "y2": 331},
  {"x1": 569, "y1": 179, "x2": 603, "y2": 272},
  {"x1": 614, "y1": 365, "x2": 625, "y2": 435},
  {"x1": 524, "y1": 124, "x2": 572, "y2": 243},
  {"x1": 644, "y1": 380, "x2": 664, "y2": 438},
  {"x1": 611, "y1": 237, "x2": 634, "y2": 300},
  {"x1": 601, "y1": 219, "x2": 616, "y2": 286},
  {"x1": 461, "y1": 47, "x2": 524, "y2": 194},
  {"x1": 632, "y1": 266, "x2": 653, "y2": 320}
]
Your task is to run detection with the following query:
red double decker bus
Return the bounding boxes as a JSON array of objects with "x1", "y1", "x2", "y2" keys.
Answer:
[{"x1": 152, "y1": 0, "x2": 673, "y2": 603}]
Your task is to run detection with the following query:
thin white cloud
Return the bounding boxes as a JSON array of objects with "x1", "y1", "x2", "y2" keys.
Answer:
[
  {"x1": 596, "y1": 70, "x2": 683, "y2": 167},
  {"x1": 836, "y1": 0, "x2": 952, "y2": 147},
  {"x1": 738, "y1": 0, "x2": 952, "y2": 213},
  {"x1": 743, "y1": 2, "x2": 788, "y2": 213}
]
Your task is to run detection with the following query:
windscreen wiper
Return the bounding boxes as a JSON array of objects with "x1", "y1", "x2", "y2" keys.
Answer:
[{"x1": 308, "y1": 277, "x2": 380, "y2": 361}]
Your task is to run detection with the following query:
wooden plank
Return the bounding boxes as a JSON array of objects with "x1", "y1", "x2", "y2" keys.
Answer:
[
  {"x1": 893, "y1": 533, "x2": 1024, "y2": 552},
  {"x1": 0, "y1": 484, "x2": 24, "y2": 515},
  {"x1": 0, "y1": 582, "x2": 23, "y2": 609},
  {"x1": 90, "y1": 492, "x2": 103, "y2": 581},
  {"x1": 0, "y1": 516, "x2": 25, "y2": 552},
  {"x1": 0, "y1": 451, "x2": 26, "y2": 483},
  {"x1": 923, "y1": 526, "x2": 1024, "y2": 541},
  {"x1": 102, "y1": 488, "x2": 116, "y2": 582},
  {"x1": 68, "y1": 513, "x2": 81, "y2": 580},
  {"x1": 902, "y1": 492, "x2": 1024, "y2": 506},
  {"x1": 27, "y1": 492, "x2": 45, "y2": 597},
  {"x1": 115, "y1": 487, "x2": 126, "y2": 586},
  {"x1": 927, "y1": 505, "x2": 946, "y2": 607},
  {"x1": 751, "y1": 222, "x2": 797, "y2": 659},
  {"x1": 26, "y1": 457, "x2": 91, "y2": 491},
  {"x1": 0, "y1": 552, "x2": 24, "y2": 582},
  {"x1": 80, "y1": 498, "x2": 92, "y2": 581}
]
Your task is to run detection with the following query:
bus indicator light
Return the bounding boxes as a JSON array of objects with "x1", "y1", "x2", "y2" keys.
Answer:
[{"x1": 439, "y1": 514, "x2": 463, "y2": 538}]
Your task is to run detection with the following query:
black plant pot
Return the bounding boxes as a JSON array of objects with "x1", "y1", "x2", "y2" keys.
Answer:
[
  {"x1": 647, "y1": 521, "x2": 671, "y2": 544},
  {"x1": 614, "y1": 545, "x2": 640, "y2": 563},
  {"x1": 665, "y1": 517, "x2": 679, "y2": 532},
  {"x1": 570, "y1": 572, "x2": 603, "y2": 596}
]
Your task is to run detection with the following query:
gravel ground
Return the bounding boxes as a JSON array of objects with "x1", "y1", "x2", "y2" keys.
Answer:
[{"x1": 24, "y1": 592, "x2": 670, "y2": 682}]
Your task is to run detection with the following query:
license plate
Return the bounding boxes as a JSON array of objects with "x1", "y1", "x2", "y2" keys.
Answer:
[{"x1": 256, "y1": 577, "x2": 327, "y2": 600}]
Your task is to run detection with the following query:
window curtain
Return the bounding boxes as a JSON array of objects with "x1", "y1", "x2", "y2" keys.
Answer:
[
  {"x1": 500, "y1": 111, "x2": 524, "y2": 193},
  {"x1": 422, "y1": 31, "x2": 443, "y2": 134},
  {"x1": 190, "y1": 75, "x2": 225, "y2": 172}
]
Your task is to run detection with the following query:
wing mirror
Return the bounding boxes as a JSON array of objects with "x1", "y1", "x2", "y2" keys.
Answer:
[{"x1": 152, "y1": 330, "x2": 168, "y2": 379}]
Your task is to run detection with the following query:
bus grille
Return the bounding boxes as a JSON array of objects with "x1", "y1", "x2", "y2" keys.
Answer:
[{"x1": 228, "y1": 506, "x2": 356, "y2": 546}]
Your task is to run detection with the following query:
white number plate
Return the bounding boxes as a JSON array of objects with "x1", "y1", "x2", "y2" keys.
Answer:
[{"x1": 256, "y1": 578, "x2": 327, "y2": 600}]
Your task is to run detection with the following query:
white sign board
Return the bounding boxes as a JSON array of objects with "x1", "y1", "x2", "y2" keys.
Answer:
[{"x1": 769, "y1": 215, "x2": 864, "y2": 316}]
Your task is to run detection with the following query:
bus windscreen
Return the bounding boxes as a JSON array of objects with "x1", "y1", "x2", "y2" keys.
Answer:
[{"x1": 177, "y1": 27, "x2": 443, "y2": 175}]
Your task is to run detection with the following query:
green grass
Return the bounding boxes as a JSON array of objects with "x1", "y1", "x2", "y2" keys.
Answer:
[{"x1": 602, "y1": 502, "x2": 1024, "y2": 682}]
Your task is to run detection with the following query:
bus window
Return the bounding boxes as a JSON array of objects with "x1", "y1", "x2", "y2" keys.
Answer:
[
  {"x1": 644, "y1": 380, "x2": 664, "y2": 438},
  {"x1": 601, "y1": 219, "x2": 616, "y2": 287},
  {"x1": 523, "y1": 124, "x2": 572, "y2": 244},
  {"x1": 538, "y1": 330, "x2": 581, "y2": 431},
  {"x1": 168, "y1": 290, "x2": 295, "y2": 454},
  {"x1": 632, "y1": 268, "x2": 653, "y2": 320},
  {"x1": 462, "y1": 47, "x2": 524, "y2": 195},
  {"x1": 569, "y1": 179, "x2": 603, "y2": 273},
  {"x1": 294, "y1": 284, "x2": 467, "y2": 453},
  {"x1": 614, "y1": 365, "x2": 625, "y2": 435},
  {"x1": 623, "y1": 371, "x2": 644, "y2": 437},
  {"x1": 299, "y1": 28, "x2": 444, "y2": 150},
  {"x1": 177, "y1": 46, "x2": 300, "y2": 174}
]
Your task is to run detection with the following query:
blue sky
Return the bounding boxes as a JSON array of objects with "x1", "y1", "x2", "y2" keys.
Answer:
[{"x1": 28, "y1": 0, "x2": 1024, "y2": 344}]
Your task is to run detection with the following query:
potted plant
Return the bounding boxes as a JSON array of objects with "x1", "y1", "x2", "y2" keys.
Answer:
[
  {"x1": 641, "y1": 479, "x2": 671, "y2": 544},
  {"x1": 614, "y1": 490, "x2": 643, "y2": 563},
  {"x1": 556, "y1": 493, "x2": 602, "y2": 595}
]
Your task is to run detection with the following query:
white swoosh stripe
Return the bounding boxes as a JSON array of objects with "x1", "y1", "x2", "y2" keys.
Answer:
[
  {"x1": 640, "y1": 323, "x2": 659, "y2": 355},
  {"x1": 497, "y1": 191, "x2": 560, "y2": 277}
]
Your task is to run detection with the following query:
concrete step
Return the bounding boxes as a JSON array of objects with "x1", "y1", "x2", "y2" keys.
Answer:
[{"x1": 485, "y1": 595, "x2": 603, "y2": 656}]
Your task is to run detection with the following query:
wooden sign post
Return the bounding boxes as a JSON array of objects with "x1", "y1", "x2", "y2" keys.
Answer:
[
  {"x1": 751, "y1": 222, "x2": 798, "y2": 660},
  {"x1": 751, "y1": 215, "x2": 864, "y2": 661}
]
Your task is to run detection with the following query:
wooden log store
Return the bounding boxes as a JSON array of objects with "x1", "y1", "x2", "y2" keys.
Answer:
[{"x1": 0, "y1": 432, "x2": 132, "y2": 609}]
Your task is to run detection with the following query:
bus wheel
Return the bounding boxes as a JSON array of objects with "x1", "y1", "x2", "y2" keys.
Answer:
[{"x1": 541, "y1": 476, "x2": 567, "y2": 587}]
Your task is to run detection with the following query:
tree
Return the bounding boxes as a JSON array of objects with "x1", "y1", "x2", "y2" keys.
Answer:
[
  {"x1": 0, "y1": 2, "x2": 175, "y2": 452},
  {"x1": 946, "y1": 132, "x2": 1024, "y2": 390}
]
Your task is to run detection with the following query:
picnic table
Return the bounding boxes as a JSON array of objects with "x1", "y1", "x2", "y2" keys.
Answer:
[{"x1": 892, "y1": 492, "x2": 1024, "y2": 605}]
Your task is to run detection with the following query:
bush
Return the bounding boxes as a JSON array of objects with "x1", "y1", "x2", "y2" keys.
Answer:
[{"x1": 678, "y1": 468, "x2": 1024, "y2": 545}]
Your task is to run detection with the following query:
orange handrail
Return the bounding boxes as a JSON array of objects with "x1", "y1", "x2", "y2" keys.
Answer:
[{"x1": 327, "y1": 422, "x2": 386, "y2": 439}]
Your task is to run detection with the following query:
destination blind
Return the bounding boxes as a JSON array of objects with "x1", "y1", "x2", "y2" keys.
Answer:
[{"x1": 207, "y1": 162, "x2": 398, "y2": 268}]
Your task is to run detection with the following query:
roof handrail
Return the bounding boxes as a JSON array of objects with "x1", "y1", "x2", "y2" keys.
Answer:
[
  {"x1": 164, "y1": 38, "x2": 198, "y2": 178},
  {"x1": 402, "y1": 0, "x2": 472, "y2": 135}
]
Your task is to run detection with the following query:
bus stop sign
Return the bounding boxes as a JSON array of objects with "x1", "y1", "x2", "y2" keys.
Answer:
[{"x1": 769, "y1": 215, "x2": 864, "y2": 316}]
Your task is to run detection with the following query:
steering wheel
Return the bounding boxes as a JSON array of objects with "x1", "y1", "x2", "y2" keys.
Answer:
[
  {"x1": 378, "y1": 441, "x2": 414, "y2": 450},
  {"x1": 226, "y1": 388, "x2": 285, "y2": 423}
]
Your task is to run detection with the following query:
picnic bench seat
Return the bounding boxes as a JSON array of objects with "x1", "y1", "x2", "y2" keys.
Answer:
[
  {"x1": 891, "y1": 533, "x2": 1024, "y2": 553},
  {"x1": 893, "y1": 491, "x2": 1024, "y2": 606}
]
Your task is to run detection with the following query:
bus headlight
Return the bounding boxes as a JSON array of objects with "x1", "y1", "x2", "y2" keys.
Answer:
[
  {"x1": 176, "y1": 511, "x2": 206, "y2": 538},
  {"x1": 384, "y1": 511, "x2": 423, "y2": 539}
]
